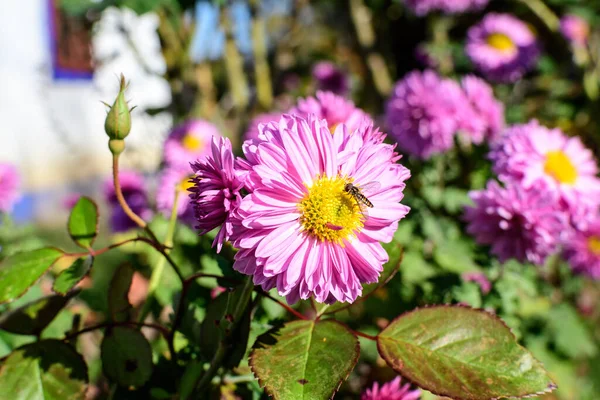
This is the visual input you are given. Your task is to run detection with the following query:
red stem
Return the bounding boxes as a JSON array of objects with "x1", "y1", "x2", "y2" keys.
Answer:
[
  {"x1": 259, "y1": 290, "x2": 307, "y2": 320},
  {"x1": 353, "y1": 330, "x2": 377, "y2": 341}
]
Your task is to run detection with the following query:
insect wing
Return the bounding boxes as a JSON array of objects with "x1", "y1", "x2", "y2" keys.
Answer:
[{"x1": 356, "y1": 181, "x2": 381, "y2": 197}]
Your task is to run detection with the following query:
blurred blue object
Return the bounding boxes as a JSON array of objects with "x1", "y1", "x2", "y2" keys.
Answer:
[{"x1": 11, "y1": 194, "x2": 34, "y2": 225}]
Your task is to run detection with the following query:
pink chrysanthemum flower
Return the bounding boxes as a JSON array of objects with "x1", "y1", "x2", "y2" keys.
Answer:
[
  {"x1": 232, "y1": 114, "x2": 410, "y2": 304},
  {"x1": 103, "y1": 171, "x2": 151, "y2": 233},
  {"x1": 157, "y1": 166, "x2": 195, "y2": 225},
  {"x1": 560, "y1": 14, "x2": 589, "y2": 46},
  {"x1": 0, "y1": 163, "x2": 20, "y2": 213},
  {"x1": 189, "y1": 136, "x2": 244, "y2": 252},
  {"x1": 163, "y1": 119, "x2": 222, "y2": 168},
  {"x1": 244, "y1": 112, "x2": 283, "y2": 142},
  {"x1": 404, "y1": 0, "x2": 488, "y2": 16},
  {"x1": 385, "y1": 70, "x2": 467, "y2": 159},
  {"x1": 312, "y1": 61, "x2": 349, "y2": 96},
  {"x1": 362, "y1": 376, "x2": 421, "y2": 400},
  {"x1": 291, "y1": 91, "x2": 373, "y2": 134},
  {"x1": 563, "y1": 217, "x2": 600, "y2": 279},
  {"x1": 489, "y1": 120, "x2": 600, "y2": 210},
  {"x1": 464, "y1": 181, "x2": 567, "y2": 265},
  {"x1": 460, "y1": 75, "x2": 505, "y2": 144},
  {"x1": 466, "y1": 13, "x2": 539, "y2": 82}
]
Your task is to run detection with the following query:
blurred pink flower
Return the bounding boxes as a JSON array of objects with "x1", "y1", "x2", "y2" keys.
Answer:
[
  {"x1": 563, "y1": 217, "x2": 600, "y2": 279},
  {"x1": 560, "y1": 14, "x2": 589, "y2": 46},
  {"x1": 312, "y1": 61, "x2": 349, "y2": 96},
  {"x1": 231, "y1": 114, "x2": 410, "y2": 304},
  {"x1": 462, "y1": 272, "x2": 492, "y2": 294},
  {"x1": 464, "y1": 181, "x2": 568, "y2": 265},
  {"x1": 385, "y1": 70, "x2": 466, "y2": 159},
  {"x1": 460, "y1": 75, "x2": 505, "y2": 144},
  {"x1": 0, "y1": 163, "x2": 20, "y2": 213},
  {"x1": 163, "y1": 119, "x2": 221, "y2": 168},
  {"x1": 189, "y1": 136, "x2": 244, "y2": 252},
  {"x1": 489, "y1": 120, "x2": 600, "y2": 211},
  {"x1": 466, "y1": 13, "x2": 539, "y2": 82},
  {"x1": 404, "y1": 0, "x2": 488, "y2": 16},
  {"x1": 244, "y1": 112, "x2": 283, "y2": 142},
  {"x1": 362, "y1": 376, "x2": 421, "y2": 400},
  {"x1": 157, "y1": 166, "x2": 195, "y2": 225},
  {"x1": 291, "y1": 91, "x2": 373, "y2": 134}
]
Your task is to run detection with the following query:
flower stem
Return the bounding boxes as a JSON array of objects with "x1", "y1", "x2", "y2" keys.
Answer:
[
  {"x1": 137, "y1": 190, "x2": 181, "y2": 323},
  {"x1": 518, "y1": 0, "x2": 559, "y2": 31},
  {"x1": 259, "y1": 289, "x2": 307, "y2": 320},
  {"x1": 112, "y1": 154, "x2": 185, "y2": 283}
]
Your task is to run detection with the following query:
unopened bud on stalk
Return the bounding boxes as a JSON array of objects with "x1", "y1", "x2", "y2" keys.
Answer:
[{"x1": 103, "y1": 74, "x2": 135, "y2": 155}]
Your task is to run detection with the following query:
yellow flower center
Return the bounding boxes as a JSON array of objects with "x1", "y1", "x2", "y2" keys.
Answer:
[
  {"x1": 329, "y1": 123, "x2": 339, "y2": 133},
  {"x1": 182, "y1": 134, "x2": 203, "y2": 151},
  {"x1": 543, "y1": 150, "x2": 577, "y2": 185},
  {"x1": 298, "y1": 176, "x2": 364, "y2": 244},
  {"x1": 486, "y1": 33, "x2": 516, "y2": 52},
  {"x1": 178, "y1": 176, "x2": 194, "y2": 193},
  {"x1": 588, "y1": 236, "x2": 600, "y2": 255}
]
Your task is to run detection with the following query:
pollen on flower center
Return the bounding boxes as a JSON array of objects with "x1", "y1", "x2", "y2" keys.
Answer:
[
  {"x1": 178, "y1": 176, "x2": 195, "y2": 193},
  {"x1": 486, "y1": 33, "x2": 516, "y2": 52},
  {"x1": 298, "y1": 176, "x2": 365, "y2": 243},
  {"x1": 182, "y1": 134, "x2": 203, "y2": 151},
  {"x1": 544, "y1": 150, "x2": 577, "y2": 184},
  {"x1": 587, "y1": 236, "x2": 600, "y2": 255}
]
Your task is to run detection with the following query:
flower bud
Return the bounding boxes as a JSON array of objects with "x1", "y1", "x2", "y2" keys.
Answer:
[{"x1": 104, "y1": 74, "x2": 133, "y2": 140}]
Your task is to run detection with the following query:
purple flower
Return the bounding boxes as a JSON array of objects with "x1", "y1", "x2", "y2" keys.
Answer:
[
  {"x1": 0, "y1": 163, "x2": 20, "y2": 213},
  {"x1": 189, "y1": 136, "x2": 244, "y2": 252},
  {"x1": 163, "y1": 119, "x2": 222, "y2": 168},
  {"x1": 231, "y1": 115, "x2": 410, "y2": 304},
  {"x1": 464, "y1": 180, "x2": 568, "y2": 265},
  {"x1": 157, "y1": 166, "x2": 195, "y2": 225},
  {"x1": 404, "y1": 0, "x2": 488, "y2": 16},
  {"x1": 459, "y1": 75, "x2": 505, "y2": 144},
  {"x1": 103, "y1": 171, "x2": 151, "y2": 233},
  {"x1": 385, "y1": 70, "x2": 466, "y2": 159},
  {"x1": 312, "y1": 61, "x2": 349, "y2": 96},
  {"x1": 244, "y1": 112, "x2": 283, "y2": 142},
  {"x1": 462, "y1": 272, "x2": 492, "y2": 294},
  {"x1": 560, "y1": 14, "x2": 590, "y2": 46},
  {"x1": 489, "y1": 120, "x2": 600, "y2": 211},
  {"x1": 291, "y1": 91, "x2": 373, "y2": 134},
  {"x1": 466, "y1": 13, "x2": 539, "y2": 82},
  {"x1": 563, "y1": 217, "x2": 600, "y2": 279},
  {"x1": 362, "y1": 376, "x2": 421, "y2": 400}
]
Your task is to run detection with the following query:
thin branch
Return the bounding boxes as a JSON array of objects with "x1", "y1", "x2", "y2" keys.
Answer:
[
  {"x1": 353, "y1": 330, "x2": 377, "y2": 341},
  {"x1": 259, "y1": 290, "x2": 307, "y2": 320},
  {"x1": 64, "y1": 321, "x2": 169, "y2": 340}
]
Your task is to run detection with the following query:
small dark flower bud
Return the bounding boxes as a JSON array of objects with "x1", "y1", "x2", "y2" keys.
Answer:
[{"x1": 104, "y1": 74, "x2": 133, "y2": 141}]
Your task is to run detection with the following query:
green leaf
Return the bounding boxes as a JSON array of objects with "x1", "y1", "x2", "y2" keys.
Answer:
[
  {"x1": 0, "y1": 290, "x2": 79, "y2": 336},
  {"x1": 250, "y1": 320, "x2": 359, "y2": 400},
  {"x1": 547, "y1": 304, "x2": 597, "y2": 359},
  {"x1": 53, "y1": 257, "x2": 94, "y2": 296},
  {"x1": 67, "y1": 197, "x2": 98, "y2": 249},
  {"x1": 377, "y1": 306, "x2": 556, "y2": 400},
  {"x1": 0, "y1": 248, "x2": 64, "y2": 304},
  {"x1": 401, "y1": 251, "x2": 437, "y2": 284},
  {"x1": 433, "y1": 241, "x2": 480, "y2": 274},
  {"x1": 108, "y1": 264, "x2": 134, "y2": 322},
  {"x1": 100, "y1": 326, "x2": 153, "y2": 388},
  {"x1": 0, "y1": 340, "x2": 88, "y2": 399}
]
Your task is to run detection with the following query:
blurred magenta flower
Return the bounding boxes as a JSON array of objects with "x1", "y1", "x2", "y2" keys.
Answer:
[
  {"x1": 189, "y1": 136, "x2": 244, "y2": 252},
  {"x1": 291, "y1": 91, "x2": 373, "y2": 133},
  {"x1": 464, "y1": 181, "x2": 567, "y2": 265},
  {"x1": 0, "y1": 163, "x2": 20, "y2": 213},
  {"x1": 244, "y1": 112, "x2": 284, "y2": 142},
  {"x1": 489, "y1": 120, "x2": 600, "y2": 211},
  {"x1": 103, "y1": 171, "x2": 151, "y2": 232},
  {"x1": 404, "y1": 0, "x2": 488, "y2": 16},
  {"x1": 385, "y1": 70, "x2": 466, "y2": 159},
  {"x1": 459, "y1": 75, "x2": 505, "y2": 144},
  {"x1": 560, "y1": 14, "x2": 590, "y2": 46},
  {"x1": 157, "y1": 166, "x2": 195, "y2": 225},
  {"x1": 231, "y1": 115, "x2": 410, "y2": 304},
  {"x1": 462, "y1": 272, "x2": 492, "y2": 294},
  {"x1": 564, "y1": 217, "x2": 600, "y2": 279},
  {"x1": 164, "y1": 119, "x2": 222, "y2": 168},
  {"x1": 466, "y1": 13, "x2": 539, "y2": 82},
  {"x1": 312, "y1": 61, "x2": 349, "y2": 96},
  {"x1": 362, "y1": 376, "x2": 421, "y2": 400}
]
